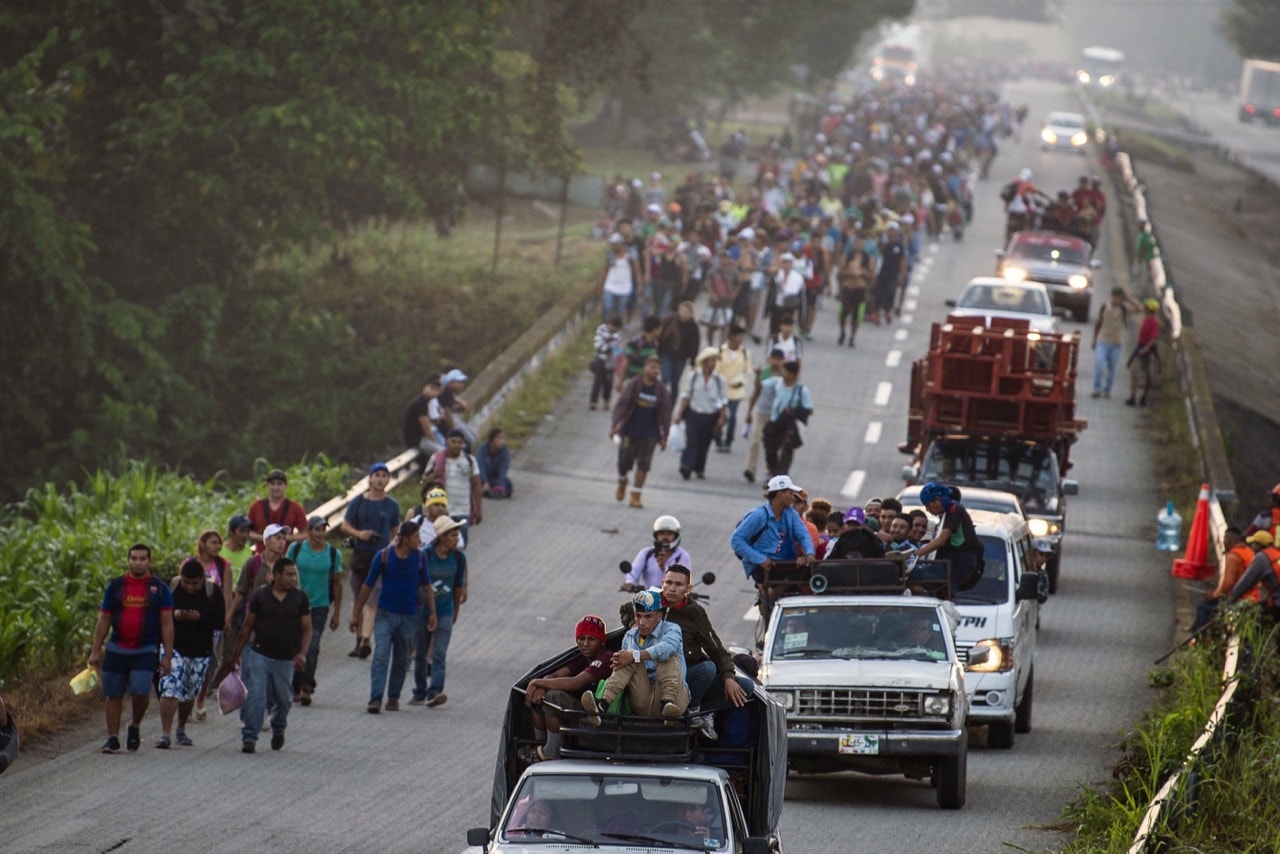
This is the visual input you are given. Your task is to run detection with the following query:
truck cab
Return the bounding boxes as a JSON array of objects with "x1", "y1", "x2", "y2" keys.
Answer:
[{"x1": 756, "y1": 560, "x2": 983, "y2": 809}]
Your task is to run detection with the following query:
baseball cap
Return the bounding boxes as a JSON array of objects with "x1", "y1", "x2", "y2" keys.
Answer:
[
  {"x1": 737, "y1": 227, "x2": 756, "y2": 241},
  {"x1": 1032, "y1": 538, "x2": 1054, "y2": 553},
  {"x1": 442, "y1": 368, "x2": 469, "y2": 384},
  {"x1": 766, "y1": 474, "x2": 803, "y2": 494},
  {"x1": 843, "y1": 506, "x2": 866, "y2": 525},
  {"x1": 779, "y1": 252, "x2": 795, "y2": 262},
  {"x1": 1247, "y1": 531, "x2": 1274, "y2": 546},
  {"x1": 631, "y1": 589, "x2": 663, "y2": 613},
  {"x1": 646, "y1": 203, "x2": 662, "y2": 214},
  {"x1": 228, "y1": 514, "x2": 252, "y2": 532},
  {"x1": 264, "y1": 469, "x2": 287, "y2": 483},
  {"x1": 608, "y1": 232, "x2": 625, "y2": 245},
  {"x1": 368, "y1": 461, "x2": 389, "y2": 476},
  {"x1": 262, "y1": 523, "x2": 289, "y2": 542},
  {"x1": 886, "y1": 221, "x2": 900, "y2": 230},
  {"x1": 307, "y1": 515, "x2": 328, "y2": 530}
]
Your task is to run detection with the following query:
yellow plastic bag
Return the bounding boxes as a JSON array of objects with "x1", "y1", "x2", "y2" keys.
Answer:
[{"x1": 69, "y1": 665, "x2": 100, "y2": 696}]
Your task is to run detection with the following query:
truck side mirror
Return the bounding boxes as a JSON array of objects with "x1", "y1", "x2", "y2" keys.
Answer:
[
  {"x1": 1016, "y1": 572, "x2": 1041, "y2": 601},
  {"x1": 466, "y1": 828, "x2": 490, "y2": 850},
  {"x1": 944, "y1": 298, "x2": 957, "y2": 307},
  {"x1": 1062, "y1": 479, "x2": 1079, "y2": 495}
]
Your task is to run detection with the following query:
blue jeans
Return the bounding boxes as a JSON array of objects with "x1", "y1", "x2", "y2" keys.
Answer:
[
  {"x1": 687, "y1": 661, "x2": 752, "y2": 711},
  {"x1": 413, "y1": 612, "x2": 454, "y2": 700},
  {"x1": 661, "y1": 355, "x2": 686, "y2": 403},
  {"x1": 369, "y1": 610, "x2": 416, "y2": 703},
  {"x1": 1094, "y1": 341, "x2": 1121, "y2": 394},
  {"x1": 603, "y1": 291, "x2": 630, "y2": 322},
  {"x1": 240, "y1": 649, "x2": 294, "y2": 744},
  {"x1": 293, "y1": 606, "x2": 327, "y2": 693},
  {"x1": 717, "y1": 399, "x2": 741, "y2": 449}
]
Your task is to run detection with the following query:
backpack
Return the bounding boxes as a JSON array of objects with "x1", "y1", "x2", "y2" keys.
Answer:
[
  {"x1": 286, "y1": 541, "x2": 342, "y2": 603},
  {"x1": 255, "y1": 497, "x2": 294, "y2": 528},
  {"x1": 708, "y1": 270, "x2": 734, "y2": 307},
  {"x1": 428, "y1": 449, "x2": 475, "y2": 483}
]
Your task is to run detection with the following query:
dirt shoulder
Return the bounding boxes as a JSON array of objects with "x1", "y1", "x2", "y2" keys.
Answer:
[{"x1": 1120, "y1": 138, "x2": 1280, "y2": 518}]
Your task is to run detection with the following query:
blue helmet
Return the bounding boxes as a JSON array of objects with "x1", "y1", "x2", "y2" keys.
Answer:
[
  {"x1": 918, "y1": 482, "x2": 951, "y2": 506},
  {"x1": 632, "y1": 589, "x2": 663, "y2": 613}
]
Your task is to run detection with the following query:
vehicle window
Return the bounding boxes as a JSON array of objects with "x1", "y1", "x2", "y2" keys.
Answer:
[
  {"x1": 923, "y1": 442, "x2": 1060, "y2": 495},
  {"x1": 1013, "y1": 240, "x2": 1088, "y2": 265},
  {"x1": 959, "y1": 285, "x2": 1047, "y2": 316},
  {"x1": 502, "y1": 775, "x2": 726, "y2": 846},
  {"x1": 773, "y1": 605, "x2": 947, "y2": 662},
  {"x1": 1050, "y1": 114, "x2": 1084, "y2": 129},
  {"x1": 957, "y1": 535, "x2": 1010, "y2": 605}
]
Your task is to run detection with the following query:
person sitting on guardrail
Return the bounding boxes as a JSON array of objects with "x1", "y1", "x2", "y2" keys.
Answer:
[
  {"x1": 518, "y1": 615, "x2": 614, "y2": 763},
  {"x1": 438, "y1": 368, "x2": 476, "y2": 448},
  {"x1": 1243, "y1": 484, "x2": 1280, "y2": 542},
  {"x1": 1192, "y1": 526, "x2": 1251, "y2": 632},
  {"x1": 1225, "y1": 531, "x2": 1280, "y2": 614},
  {"x1": 581, "y1": 590, "x2": 688, "y2": 725},
  {"x1": 401, "y1": 376, "x2": 446, "y2": 461}
]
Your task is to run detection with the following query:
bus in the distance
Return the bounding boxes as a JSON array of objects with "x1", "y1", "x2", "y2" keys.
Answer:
[{"x1": 1076, "y1": 46, "x2": 1125, "y2": 89}]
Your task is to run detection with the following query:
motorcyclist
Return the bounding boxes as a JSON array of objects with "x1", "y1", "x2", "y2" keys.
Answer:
[{"x1": 620, "y1": 515, "x2": 693, "y2": 592}]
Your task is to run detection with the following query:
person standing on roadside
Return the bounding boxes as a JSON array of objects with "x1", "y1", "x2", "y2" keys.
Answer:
[
  {"x1": 285, "y1": 516, "x2": 343, "y2": 706},
  {"x1": 88, "y1": 544, "x2": 174, "y2": 754},
  {"x1": 248, "y1": 469, "x2": 308, "y2": 549},
  {"x1": 673, "y1": 347, "x2": 728, "y2": 481},
  {"x1": 611, "y1": 354, "x2": 672, "y2": 509},
  {"x1": 350, "y1": 520, "x2": 435, "y2": 714},
  {"x1": 742, "y1": 348, "x2": 785, "y2": 485},
  {"x1": 422, "y1": 429, "x2": 483, "y2": 542},
  {"x1": 590, "y1": 316, "x2": 624, "y2": 411},
  {"x1": 410, "y1": 515, "x2": 467, "y2": 708},
  {"x1": 1091, "y1": 288, "x2": 1138, "y2": 399},
  {"x1": 156, "y1": 561, "x2": 225, "y2": 749},
  {"x1": 1125, "y1": 299, "x2": 1161, "y2": 407},
  {"x1": 1132, "y1": 219, "x2": 1157, "y2": 282},
  {"x1": 232, "y1": 557, "x2": 311, "y2": 753},
  {"x1": 340, "y1": 462, "x2": 401, "y2": 658}
]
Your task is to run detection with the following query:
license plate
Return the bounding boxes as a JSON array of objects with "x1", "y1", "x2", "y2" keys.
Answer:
[{"x1": 838, "y1": 734, "x2": 879, "y2": 755}]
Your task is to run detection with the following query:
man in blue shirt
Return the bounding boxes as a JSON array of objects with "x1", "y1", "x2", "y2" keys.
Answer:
[
  {"x1": 730, "y1": 475, "x2": 815, "y2": 614},
  {"x1": 349, "y1": 520, "x2": 435, "y2": 713},
  {"x1": 581, "y1": 590, "x2": 688, "y2": 723}
]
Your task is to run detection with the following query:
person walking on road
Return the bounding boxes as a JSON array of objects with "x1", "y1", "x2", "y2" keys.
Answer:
[
  {"x1": 350, "y1": 520, "x2": 435, "y2": 714},
  {"x1": 715, "y1": 326, "x2": 752, "y2": 453},
  {"x1": 1125, "y1": 299, "x2": 1161, "y2": 406},
  {"x1": 410, "y1": 515, "x2": 467, "y2": 708},
  {"x1": 601, "y1": 232, "x2": 641, "y2": 323},
  {"x1": 742, "y1": 348, "x2": 784, "y2": 484},
  {"x1": 673, "y1": 347, "x2": 728, "y2": 481},
  {"x1": 340, "y1": 462, "x2": 401, "y2": 658},
  {"x1": 1091, "y1": 287, "x2": 1138, "y2": 399},
  {"x1": 610, "y1": 354, "x2": 672, "y2": 509},
  {"x1": 285, "y1": 516, "x2": 343, "y2": 706},
  {"x1": 248, "y1": 469, "x2": 307, "y2": 549},
  {"x1": 88, "y1": 544, "x2": 174, "y2": 754},
  {"x1": 762, "y1": 360, "x2": 813, "y2": 478},
  {"x1": 422, "y1": 429, "x2": 483, "y2": 542},
  {"x1": 231, "y1": 557, "x2": 311, "y2": 753},
  {"x1": 156, "y1": 560, "x2": 225, "y2": 748}
]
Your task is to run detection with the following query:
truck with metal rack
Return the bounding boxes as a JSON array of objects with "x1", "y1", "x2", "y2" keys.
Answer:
[{"x1": 900, "y1": 316, "x2": 1085, "y2": 593}]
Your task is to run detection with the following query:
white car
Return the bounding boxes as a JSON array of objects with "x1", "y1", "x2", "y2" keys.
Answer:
[
  {"x1": 1040, "y1": 111, "x2": 1088, "y2": 153},
  {"x1": 945, "y1": 277, "x2": 1060, "y2": 333}
]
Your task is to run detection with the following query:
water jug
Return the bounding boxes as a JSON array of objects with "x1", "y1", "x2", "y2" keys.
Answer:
[{"x1": 1156, "y1": 501, "x2": 1182, "y2": 552}]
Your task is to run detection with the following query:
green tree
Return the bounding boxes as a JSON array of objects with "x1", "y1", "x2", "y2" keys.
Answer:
[{"x1": 1221, "y1": 0, "x2": 1280, "y2": 60}]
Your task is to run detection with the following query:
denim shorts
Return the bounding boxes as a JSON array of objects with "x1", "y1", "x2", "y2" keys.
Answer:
[{"x1": 101, "y1": 648, "x2": 159, "y2": 698}]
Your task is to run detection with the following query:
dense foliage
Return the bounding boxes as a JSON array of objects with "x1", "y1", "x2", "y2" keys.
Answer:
[{"x1": 1221, "y1": 0, "x2": 1280, "y2": 60}]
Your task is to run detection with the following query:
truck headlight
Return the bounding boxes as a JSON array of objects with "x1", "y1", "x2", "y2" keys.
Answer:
[
  {"x1": 1002, "y1": 266, "x2": 1028, "y2": 282},
  {"x1": 1068, "y1": 274, "x2": 1088, "y2": 289},
  {"x1": 924, "y1": 694, "x2": 951, "y2": 716},
  {"x1": 1040, "y1": 128, "x2": 1057, "y2": 144},
  {"x1": 967, "y1": 639, "x2": 1013, "y2": 673},
  {"x1": 1077, "y1": 70, "x2": 1091, "y2": 84},
  {"x1": 774, "y1": 690, "x2": 794, "y2": 711},
  {"x1": 1071, "y1": 131, "x2": 1088, "y2": 147},
  {"x1": 1028, "y1": 518, "x2": 1049, "y2": 537}
]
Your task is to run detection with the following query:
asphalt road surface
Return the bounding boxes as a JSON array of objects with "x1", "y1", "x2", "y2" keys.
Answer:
[{"x1": 0, "y1": 79, "x2": 1177, "y2": 854}]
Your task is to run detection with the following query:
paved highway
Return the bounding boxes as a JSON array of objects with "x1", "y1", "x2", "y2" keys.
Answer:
[
  {"x1": 1163, "y1": 87, "x2": 1280, "y2": 184},
  {"x1": 0, "y1": 79, "x2": 1176, "y2": 854}
]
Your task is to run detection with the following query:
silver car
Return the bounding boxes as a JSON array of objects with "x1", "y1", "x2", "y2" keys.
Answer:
[
  {"x1": 1040, "y1": 111, "x2": 1088, "y2": 153},
  {"x1": 996, "y1": 230, "x2": 1101, "y2": 322},
  {"x1": 945, "y1": 278, "x2": 1060, "y2": 334}
]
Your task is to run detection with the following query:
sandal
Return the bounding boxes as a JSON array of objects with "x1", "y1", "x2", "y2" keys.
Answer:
[{"x1": 193, "y1": 704, "x2": 207, "y2": 722}]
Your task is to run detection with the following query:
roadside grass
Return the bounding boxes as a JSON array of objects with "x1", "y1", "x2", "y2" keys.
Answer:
[
  {"x1": 1111, "y1": 128, "x2": 1195, "y2": 173},
  {"x1": 1150, "y1": 348, "x2": 1205, "y2": 529},
  {"x1": 1091, "y1": 89, "x2": 1187, "y2": 128}
]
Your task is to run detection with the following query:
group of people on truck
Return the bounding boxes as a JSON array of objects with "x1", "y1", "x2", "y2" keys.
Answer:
[{"x1": 1002, "y1": 169, "x2": 1108, "y2": 245}]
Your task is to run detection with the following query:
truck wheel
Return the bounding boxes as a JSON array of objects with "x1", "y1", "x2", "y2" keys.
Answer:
[
  {"x1": 1047, "y1": 551, "x2": 1060, "y2": 595},
  {"x1": 936, "y1": 742, "x2": 967, "y2": 809},
  {"x1": 1015, "y1": 670, "x2": 1034, "y2": 734},
  {"x1": 987, "y1": 721, "x2": 1014, "y2": 750}
]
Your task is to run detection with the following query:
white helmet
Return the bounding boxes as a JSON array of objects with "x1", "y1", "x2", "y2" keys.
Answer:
[
  {"x1": 1018, "y1": 168, "x2": 1032, "y2": 181},
  {"x1": 652, "y1": 515, "x2": 682, "y2": 552}
]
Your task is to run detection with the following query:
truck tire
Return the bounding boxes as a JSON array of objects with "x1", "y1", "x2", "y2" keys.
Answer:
[
  {"x1": 936, "y1": 742, "x2": 967, "y2": 809},
  {"x1": 1015, "y1": 670, "x2": 1034, "y2": 734},
  {"x1": 987, "y1": 721, "x2": 1014, "y2": 750},
  {"x1": 1047, "y1": 550, "x2": 1060, "y2": 595}
]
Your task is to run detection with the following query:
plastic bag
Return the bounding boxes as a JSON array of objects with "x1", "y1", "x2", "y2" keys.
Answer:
[
  {"x1": 668, "y1": 423, "x2": 686, "y2": 453},
  {"x1": 217, "y1": 668, "x2": 247, "y2": 715},
  {"x1": 69, "y1": 665, "x2": 99, "y2": 696}
]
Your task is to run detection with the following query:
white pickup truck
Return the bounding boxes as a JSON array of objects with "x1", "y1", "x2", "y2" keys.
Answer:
[{"x1": 760, "y1": 585, "x2": 984, "y2": 809}]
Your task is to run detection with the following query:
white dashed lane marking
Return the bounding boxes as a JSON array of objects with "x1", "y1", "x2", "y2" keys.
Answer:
[
  {"x1": 840, "y1": 469, "x2": 866, "y2": 500},
  {"x1": 885, "y1": 351, "x2": 902, "y2": 368},
  {"x1": 894, "y1": 329, "x2": 909, "y2": 342},
  {"x1": 864, "y1": 422, "x2": 882, "y2": 444},
  {"x1": 903, "y1": 299, "x2": 918, "y2": 312},
  {"x1": 874, "y1": 382, "x2": 892, "y2": 407},
  {"x1": 899, "y1": 314, "x2": 913, "y2": 325}
]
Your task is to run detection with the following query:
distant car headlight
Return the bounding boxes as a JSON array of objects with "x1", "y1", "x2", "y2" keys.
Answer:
[
  {"x1": 1077, "y1": 70, "x2": 1091, "y2": 84},
  {"x1": 924, "y1": 694, "x2": 951, "y2": 716},
  {"x1": 1003, "y1": 266, "x2": 1028, "y2": 282},
  {"x1": 904, "y1": 75, "x2": 916, "y2": 86},
  {"x1": 1100, "y1": 75, "x2": 1116, "y2": 87},
  {"x1": 1068, "y1": 274, "x2": 1089, "y2": 289},
  {"x1": 967, "y1": 639, "x2": 1013, "y2": 673},
  {"x1": 1040, "y1": 128, "x2": 1057, "y2": 144},
  {"x1": 1071, "y1": 131, "x2": 1088, "y2": 147},
  {"x1": 1028, "y1": 518, "x2": 1049, "y2": 537}
]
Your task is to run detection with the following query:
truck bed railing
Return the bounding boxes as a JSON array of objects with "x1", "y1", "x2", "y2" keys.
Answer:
[{"x1": 760, "y1": 558, "x2": 953, "y2": 601}]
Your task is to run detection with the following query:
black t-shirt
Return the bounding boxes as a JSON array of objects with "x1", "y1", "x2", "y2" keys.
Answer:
[
  {"x1": 249, "y1": 587, "x2": 311, "y2": 661},
  {"x1": 171, "y1": 582, "x2": 227, "y2": 658},
  {"x1": 402, "y1": 395, "x2": 433, "y2": 447},
  {"x1": 625, "y1": 380, "x2": 663, "y2": 440},
  {"x1": 827, "y1": 528, "x2": 886, "y2": 560},
  {"x1": 937, "y1": 504, "x2": 981, "y2": 556}
]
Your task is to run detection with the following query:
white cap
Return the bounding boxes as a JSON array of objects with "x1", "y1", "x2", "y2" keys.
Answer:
[
  {"x1": 646, "y1": 203, "x2": 662, "y2": 214},
  {"x1": 608, "y1": 233, "x2": 625, "y2": 244},
  {"x1": 262, "y1": 523, "x2": 289, "y2": 542},
  {"x1": 779, "y1": 252, "x2": 795, "y2": 262},
  {"x1": 766, "y1": 475, "x2": 803, "y2": 493},
  {"x1": 886, "y1": 221, "x2": 900, "y2": 230},
  {"x1": 737, "y1": 227, "x2": 756, "y2": 241},
  {"x1": 901, "y1": 213, "x2": 915, "y2": 224}
]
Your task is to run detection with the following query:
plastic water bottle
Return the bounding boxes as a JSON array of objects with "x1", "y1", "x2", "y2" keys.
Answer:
[{"x1": 1156, "y1": 501, "x2": 1182, "y2": 552}]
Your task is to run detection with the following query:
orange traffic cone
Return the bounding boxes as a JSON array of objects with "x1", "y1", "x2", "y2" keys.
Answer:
[{"x1": 1172, "y1": 483, "x2": 1213, "y2": 580}]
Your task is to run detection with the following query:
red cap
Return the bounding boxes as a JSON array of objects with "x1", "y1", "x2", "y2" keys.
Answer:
[{"x1": 575, "y1": 615, "x2": 606, "y2": 643}]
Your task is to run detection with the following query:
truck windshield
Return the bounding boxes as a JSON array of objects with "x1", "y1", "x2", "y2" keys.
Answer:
[
  {"x1": 922, "y1": 441, "x2": 1060, "y2": 497},
  {"x1": 773, "y1": 605, "x2": 948, "y2": 662},
  {"x1": 502, "y1": 774, "x2": 726, "y2": 848},
  {"x1": 1012, "y1": 238, "x2": 1089, "y2": 265},
  {"x1": 955, "y1": 536, "x2": 1010, "y2": 605}
]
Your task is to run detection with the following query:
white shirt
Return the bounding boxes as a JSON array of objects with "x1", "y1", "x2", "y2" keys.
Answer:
[
  {"x1": 679, "y1": 370, "x2": 728, "y2": 415},
  {"x1": 602, "y1": 254, "x2": 634, "y2": 296},
  {"x1": 774, "y1": 269, "x2": 805, "y2": 304}
]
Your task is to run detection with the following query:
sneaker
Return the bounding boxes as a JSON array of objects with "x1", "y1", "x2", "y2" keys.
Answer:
[
  {"x1": 357, "y1": 641, "x2": 372, "y2": 659},
  {"x1": 348, "y1": 642, "x2": 362, "y2": 658},
  {"x1": 615, "y1": 479, "x2": 627, "y2": 502},
  {"x1": 1139, "y1": 395, "x2": 1148, "y2": 406},
  {"x1": 299, "y1": 689, "x2": 312, "y2": 707},
  {"x1": 581, "y1": 691, "x2": 602, "y2": 727},
  {"x1": 367, "y1": 700, "x2": 382, "y2": 714},
  {"x1": 695, "y1": 471, "x2": 705, "y2": 480},
  {"x1": 126, "y1": 726, "x2": 141, "y2": 752},
  {"x1": 101, "y1": 736, "x2": 121, "y2": 754},
  {"x1": 175, "y1": 731, "x2": 193, "y2": 747},
  {"x1": 385, "y1": 698, "x2": 400, "y2": 711},
  {"x1": 155, "y1": 735, "x2": 171, "y2": 750},
  {"x1": 692, "y1": 714, "x2": 718, "y2": 741},
  {"x1": 193, "y1": 703, "x2": 207, "y2": 721},
  {"x1": 270, "y1": 731, "x2": 285, "y2": 751},
  {"x1": 1125, "y1": 397, "x2": 1136, "y2": 406},
  {"x1": 1090, "y1": 391, "x2": 1102, "y2": 399},
  {"x1": 407, "y1": 696, "x2": 426, "y2": 706},
  {"x1": 743, "y1": 469, "x2": 754, "y2": 484},
  {"x1": 425, "y1": 693, "x2": 447, "y2": 708},
  {"x1": 589, "y1": 402, "x2": 598, "y2": 411},
  {"x1": 679, "y1": 465, "x2": 691, "y2": 480},
  {"x1": 241, "y1": 741, "x2": 255, "y2": 754},
  {"x1": 661, "y1": 700, "x2": 681, "y2": 719}
]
